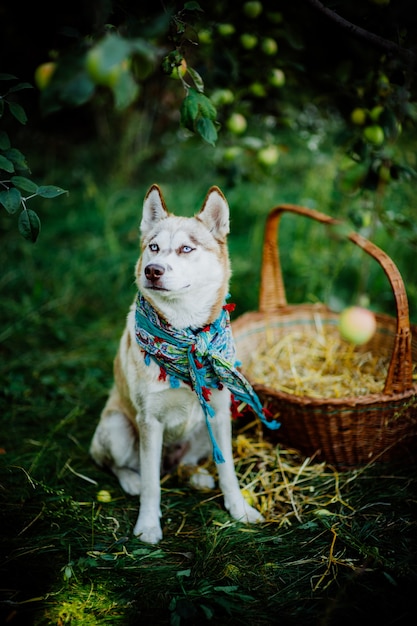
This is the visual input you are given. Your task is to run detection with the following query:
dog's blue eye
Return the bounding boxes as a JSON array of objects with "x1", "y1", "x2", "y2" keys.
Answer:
[
  {"x1": 149, "y1": 243, "x2": 159, "y2": 252},
  {"x1": 181, "y1": 245, "x2": 193, "y2": 253}
]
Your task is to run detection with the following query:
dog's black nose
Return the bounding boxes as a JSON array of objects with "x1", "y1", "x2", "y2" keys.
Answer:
[{"x1": 145, "y1": 264, "x2": 165, "y2": 282}]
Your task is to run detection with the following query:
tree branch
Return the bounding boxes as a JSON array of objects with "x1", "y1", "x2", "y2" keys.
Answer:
[{"x1": 302, "y1": 0, "x2": 416, "y2": 66}]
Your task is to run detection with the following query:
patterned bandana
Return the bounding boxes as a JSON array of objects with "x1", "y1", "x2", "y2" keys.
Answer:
[{"x1": 135, "y1": 294, "x2": 280, "y2": 464}]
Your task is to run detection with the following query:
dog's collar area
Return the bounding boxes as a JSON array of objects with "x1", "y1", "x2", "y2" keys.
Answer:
[{"x1": 134, "y1": 293, "x2": 280, "y2": 464}]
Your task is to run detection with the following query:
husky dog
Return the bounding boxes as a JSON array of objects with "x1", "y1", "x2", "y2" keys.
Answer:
[{"x1": 90, "y1": 185, "x2": 266, "y2": 544}]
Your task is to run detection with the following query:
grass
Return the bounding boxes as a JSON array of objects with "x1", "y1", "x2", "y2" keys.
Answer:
[{"x1": 1, "y1": 129, "x2": 417, "y2": 625}]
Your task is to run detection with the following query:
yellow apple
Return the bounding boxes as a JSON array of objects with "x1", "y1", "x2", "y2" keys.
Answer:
[
  {"x1": 34, "y1": 62, "x2": 56, "y2": 90},
  {"x1": 350, "y1": 107, "x2": 366, "y2": 125},
  {"x1": 169, "y1": 58, "x2": 187, "y2": 79},
  {"x1": 97, "y1": 490, "x2": 112, "y2": 503}
]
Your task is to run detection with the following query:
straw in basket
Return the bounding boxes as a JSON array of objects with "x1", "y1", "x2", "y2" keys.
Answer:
[{"x1": 232, "y1": 204, "x2": 417, "y2": 467}]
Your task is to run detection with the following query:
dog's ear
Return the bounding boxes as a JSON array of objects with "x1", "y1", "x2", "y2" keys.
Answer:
[
  {"x1": 140, "y1": 184, "x2": 169, "y2": 235},
  {"x1": 198, "y1": 186, "x2": 230, "y2": 240}
]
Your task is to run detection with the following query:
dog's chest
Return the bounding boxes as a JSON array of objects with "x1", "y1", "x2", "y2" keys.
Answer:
[{"x1": 142, "y1": 384, "x2": 204, "y2": 443}]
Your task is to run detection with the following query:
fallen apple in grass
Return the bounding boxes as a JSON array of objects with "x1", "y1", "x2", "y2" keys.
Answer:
[
  {"x1": 339, "y1": 306, "x2": 377, "y2": 345},
  {"x1": 96, "y1": 489, "x2": 112, "y2": 503}
]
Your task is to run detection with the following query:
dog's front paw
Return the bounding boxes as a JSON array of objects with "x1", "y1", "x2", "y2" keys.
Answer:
[
  {"x1": 115, "y1": 468, "x2": 141, "y2": 496},
  {"x1": 133, "y1": 518, "x2": 163, "y2": 544},
  {"x1": 189, "y1": 467, "x2": 215, "y2": 491},
  {"x1": 226, "y1": 497, "x2": 265, "y2": 524}
]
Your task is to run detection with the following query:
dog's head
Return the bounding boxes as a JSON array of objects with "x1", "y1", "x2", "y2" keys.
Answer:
[{"x1": 136, "y1": 185, "x2": 231, "y2": 328}]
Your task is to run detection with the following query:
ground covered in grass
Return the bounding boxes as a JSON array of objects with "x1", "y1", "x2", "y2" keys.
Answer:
[
  {"x1": 1, "y1": 410, "x2": 417, "y2": 625},
  {"x1": 1, "y1": 138, "x2": 417, "y2": 624}
]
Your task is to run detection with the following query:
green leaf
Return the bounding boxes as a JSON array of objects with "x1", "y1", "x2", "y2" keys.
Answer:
[
  {"x1": 60, "y1": 72, "x2": 95, "y2": 107},
  {"x1": 196, "y1": 117, "x2": 217, "y2": 146},
  {"x1": 0, "y1": 131, "x2": 11, "y2": 150},
  {"x1": 338, "y1": 161, "x2": 368, "y2": 194},
  {"x1": 0, "y1": 73, "x2": 18, "y2": 81},
  {"x1": 180, "y1": 97, "x2": 197, "y2": 132},
  {"x1": 0, "y1": 153, "x2": 14, "y2": 173},
  {"x1": 99, "y1": 553, "x2": 116, "y2": 561},
  {"x1": 11, "y1": 176, "x2": 39, "y2": 193},
  {"x1": 8, "y1": 101, "x2": 28, "y2": 124},
  {"x1": 195, "y1": 91, "x2": 217, "y2": 120},
  {"x1": 213, "y1": 586, "x2": 239, "y2": 594},
  {"x1": 18, "y1": 209, "x2": 41, "y2": 242},
  {"x1": 111, "y1": 70, "x2": 139, "y2": 110},
  {"x1": 130, "y1": 38, "x2": 158, "y2": 60},
  {"x1": 186, "y1": 66, "x2": 204, "y2": 93},
  {"x1": 37, "y1": 185, "x2": 68, "y2": 199},
  {"x1": 8, "y1": 82, "x2": 33, "y2": 93},
  {"x1": 180, "y1": 89, "x2": 218, "y2": 143},
  {"x1": 4, "y1": 148, "x2": 28, "y2": 171},
  {"x1": 200, "y1": 604, "x2": 214, "y2": 620},
  {"x1": 88, "y1": 33, "x2": 132, "y2": 76},
  {"x1": 0, "y1": 187, "x2": 21, "y2": 214},
  {"x1": 184, "y1": 1, "x2": 203, "y2": 10}
]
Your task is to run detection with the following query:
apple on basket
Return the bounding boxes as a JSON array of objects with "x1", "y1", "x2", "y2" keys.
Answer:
[{"x1": 339, "y1": 306, "x2": 377, "y2": 345}]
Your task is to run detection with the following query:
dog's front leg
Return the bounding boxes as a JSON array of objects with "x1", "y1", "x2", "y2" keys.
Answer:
[
  {"x1": 212, "y1": 394, "x2": 265, "y2": 524},
  {"x1": 133, "y1": 416, "x2": 164, "y2": 544}
]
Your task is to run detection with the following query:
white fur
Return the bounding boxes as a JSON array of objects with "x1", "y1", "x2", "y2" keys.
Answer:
[{"x1": 90, "y1": 185, "x2": 264, "y2": 544}]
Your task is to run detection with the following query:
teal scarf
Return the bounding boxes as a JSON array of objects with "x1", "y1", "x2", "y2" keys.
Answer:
[{"x1": 135, "y1": 294, "x2": 280, "y2": 464}]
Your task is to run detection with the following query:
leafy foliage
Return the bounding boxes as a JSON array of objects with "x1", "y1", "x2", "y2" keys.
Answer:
[
  {"x1": 8, "y1": 1, "x2": 412, "y2": 246},
  {"x1": 0, "y1": 75, "x2": 67, "y2": 241}
]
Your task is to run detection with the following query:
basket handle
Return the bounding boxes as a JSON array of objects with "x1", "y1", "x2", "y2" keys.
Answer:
[{"x1": 259, "y1": 204, "x2": 413, "y2": 395}]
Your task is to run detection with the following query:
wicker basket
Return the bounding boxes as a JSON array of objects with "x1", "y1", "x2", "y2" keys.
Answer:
[{"x1": 232, "y1": 204, "x2": 417, "y2": 467}]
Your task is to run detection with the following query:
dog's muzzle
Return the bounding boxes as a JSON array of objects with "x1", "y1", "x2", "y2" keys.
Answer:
[{"x1": 144, "y1": 263, "x2": 165, "y2": 285}]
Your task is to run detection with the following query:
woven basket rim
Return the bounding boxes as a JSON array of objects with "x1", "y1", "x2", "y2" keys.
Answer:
[
  {"x1": 249, "y1": 379, "x2": 417, "y2": 406},
  {"x1": 233, "y1": 304, "x2": 417, "y2": 405}
]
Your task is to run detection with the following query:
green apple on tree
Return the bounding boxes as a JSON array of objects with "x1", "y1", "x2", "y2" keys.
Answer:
[
  {"x1": 249, "y1": 82, "x2": 267, "y2": 97},
  {"x1": 218, "y1": 23, "x2": 236, "y2": 37},
  {"x1": 211, "y1": 88, "x2": 235, "y2": 106},
  {"x1": 240, "y1": 33, "x2": 258, "y2": 49},
  {"x1": 86, "y1": 47, "x2": 130, "y2": 87},
  {"x1": 223, "y1": 146, "x2": 243, "y2": 162},
  {"x1": 261, "y1": 37, "x2": 278, "y2": 55},
  {"x1": 269, "y1": 68, "x2": 285, "y2": 87},
  {"x1": 243, "y1": 1, "x2": 263, "y2": 18},
  {"x1": 198, "y1": 29, "x2": 212, "y2": 44},
  {"x1": 257, "y1": 145, "x2": 280, "y2": 166},
  {"x1": 226, "y1": 112, "x2": 247, "y2": 134},
  {"x1": 363, "y1": 124, "x2": 384, "y2": 146},
  {"x1": 370, "y1": 105, "x2": 384, "y2": 121}
]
